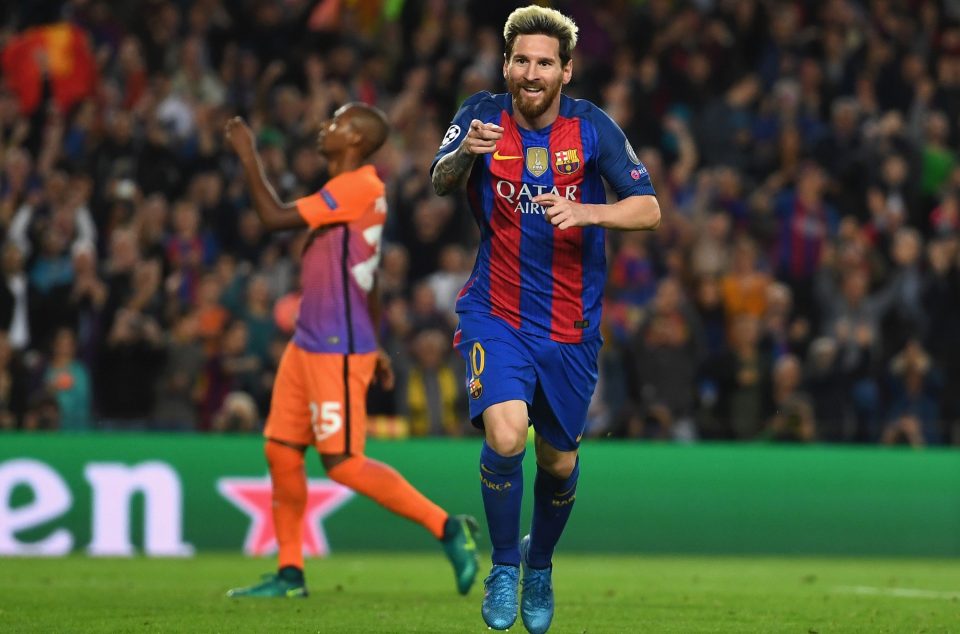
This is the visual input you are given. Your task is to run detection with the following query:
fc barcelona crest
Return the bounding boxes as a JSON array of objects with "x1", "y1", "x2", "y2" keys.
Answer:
[
  {"x1": 554, "y1": 149, "x2": 581, "y2": 175},
  {"x1": 468, "y1": 376, "x2": 483, "y2": 400},
  {"x1": 526, "y1": 147, "x2": 549, "y2": 177}
]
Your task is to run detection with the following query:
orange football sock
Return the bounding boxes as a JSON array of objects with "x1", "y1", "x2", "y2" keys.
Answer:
[
  {"x1": 327, "y1": 455, "x2": 448, "y2": 540},
  {"x1": 266, "y1": 440, "x2": 307, "y2": 571}
]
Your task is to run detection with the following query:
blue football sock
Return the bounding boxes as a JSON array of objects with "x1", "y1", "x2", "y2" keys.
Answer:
[
  {"x1": 528, "y1": 458, "x2": 579, "y2": 569},
  {"x1": 479, "y1": 442, "x2": 525, "y2": 566}
]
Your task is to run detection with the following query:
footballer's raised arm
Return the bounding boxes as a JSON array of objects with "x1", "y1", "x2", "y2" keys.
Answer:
[{"x1": 224, "y1": 117, "x2": 306, "y2": 231}]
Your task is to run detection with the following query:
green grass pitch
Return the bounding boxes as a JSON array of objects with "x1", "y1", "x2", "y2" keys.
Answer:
[{"x1": 1, "y1": 554, "x2": 958, "y2": 632}]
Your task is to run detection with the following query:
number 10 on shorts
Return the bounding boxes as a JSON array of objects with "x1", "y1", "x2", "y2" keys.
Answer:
[{"x1": 309, "y1": 401, "x2": 343, "y2": 441}]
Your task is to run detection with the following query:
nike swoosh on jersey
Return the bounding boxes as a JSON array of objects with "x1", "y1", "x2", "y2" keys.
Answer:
[{"x1": 492, "y1": 150, "x2": 522, "y2": 160}]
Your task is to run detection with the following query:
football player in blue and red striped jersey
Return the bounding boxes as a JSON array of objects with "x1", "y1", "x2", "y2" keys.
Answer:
[{"x1": 432, "y1": 5, "x2": 661, "y2": 633}]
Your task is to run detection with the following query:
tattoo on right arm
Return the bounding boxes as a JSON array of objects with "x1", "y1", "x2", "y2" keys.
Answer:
[{"x1": 432, "y1": 147, "x2": 477, "y2": 196}]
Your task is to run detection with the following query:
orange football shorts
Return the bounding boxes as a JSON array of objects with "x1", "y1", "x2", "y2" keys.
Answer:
[{"x1": 264, "y1": 341, "x2": 378, "y2": 455}]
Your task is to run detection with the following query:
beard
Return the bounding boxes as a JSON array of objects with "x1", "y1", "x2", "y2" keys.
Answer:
[{"x1": 507, "y1": 75, "x2": 562, "y2": 123}]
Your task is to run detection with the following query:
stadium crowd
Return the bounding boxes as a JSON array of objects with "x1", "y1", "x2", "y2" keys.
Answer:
[{"x1": 0, "y1": 0, "x2": 958, "y2": 446}]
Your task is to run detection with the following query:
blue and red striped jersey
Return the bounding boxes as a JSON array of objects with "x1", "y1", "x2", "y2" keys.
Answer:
[{"x1": 433, "y1": 92, "x2": 656, "y2": 343}]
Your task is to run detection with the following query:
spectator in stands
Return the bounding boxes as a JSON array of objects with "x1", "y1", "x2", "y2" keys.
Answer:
[
  {"x1": 22, "y1": 391, "x2": 60, "y2": 431},
  {"x1": 923, "y1": 237, "x2": 960, "y2": 443},
  {"x1": 691, "y1": 274, "x2": 727, "y2": 360},
  {"x1": 211, "y1": 390, "x2": 259, "y2": 433},
  {"x1": 404, "y1": 328, "x2": 463, "y2": 437},
  {"x1": 379, "y1": 243, "x2": 410, "y2": 300},
  {"x1": 0, "y1": 241, "x2": 30, "y2": 351},
  {"x1": 882, "y1": 340, "x2": 943, "y2": 446},
  {"x1": 707, "y1": 314, "x2": 772, "y2": 440},
  {"x1": 43, "y1": 326, "x2": 92, "y2": 431},
  {"x1": 805, "y1": 336, "x2": 854, "y2": 442},
  {"x1": 760, "y1": 281, "x2": 809, "y2": 361},
  {"x1": 689, "y1": 208, "x2": 732, "y2": 280},
  {"x1": 67, "y1": 241, "x2": 107, "y2": 366},
  {"x1": 882, "y1": 227, "x2": 927, "y2": 352},
  {"x1": 96, "y1": 309, "x2": 164, "y2": 428},
  {"x1": 721, "y1": 236, "x2": 771, "y2": 323},
  {"x1": 409, "y1": 280, "x2": 451, "y2": 336},
  {"x1": 773, "y1": 164, "x2": 839, "y2": 318},
  {"x1": 425, "y1": 244, "x2": 470, "y2": 325},
  {"x1": 152, "y1": 310, "x2": 204, "y2": 430},
  {"x1": 31, "y1": 233, "x2": 76, "y2": 343},
  {"x1": 0, "y1": 330, "x2": 29, "y2": 429},
  {"x1": 814, "y1": 98, "x2": 866, "y2": 220},
  {"x1": 764, "y1": 354, "x2": 815, "y2": 442},
  {"x1": 238, "y1": 273, "x2": 277, "y2": 367},
  {"x1": 629, "y1": 278, "x2": 704, "y2": 441},
  {"x1": 165, "y1": 199, "x2": 216, "y2": 307}
]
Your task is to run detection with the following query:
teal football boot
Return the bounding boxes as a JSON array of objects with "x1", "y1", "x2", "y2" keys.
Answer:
[
  {"x1": 481, "y1": 564, "x2": 520, "y2": 630},
  {"x1": 442, "y1": 514, "x2": 481, "y2": 595},
  {"x1": 520, "y1": 535, "x2": 554, "y2": 633},
  {"x1": 226, "y1": 572, "x2": 308, "y2": 598}
]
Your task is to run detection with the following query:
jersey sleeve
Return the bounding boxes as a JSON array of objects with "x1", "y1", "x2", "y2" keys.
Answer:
[
  {"x1": 295, "y1": 174, "x2": 376, "y2": 229},
  {"x1": 589, "y1": 106, "x2": 656, "y2": 200},
  {"x1": 430, "y1": 92, "x2": 493, "y2": 175}
]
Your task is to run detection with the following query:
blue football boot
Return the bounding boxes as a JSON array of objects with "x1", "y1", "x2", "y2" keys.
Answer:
[
  {"x1": 481, "y1": 564, "x2": 520, "y2": 630},
  {"x1": 519, "y1": 535, "x2": 554, "y2": 634}
]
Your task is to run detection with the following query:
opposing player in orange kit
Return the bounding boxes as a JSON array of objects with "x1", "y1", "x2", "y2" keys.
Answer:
[{"x1": 223, "y1": 103, "x2": 478, "y2": 598}]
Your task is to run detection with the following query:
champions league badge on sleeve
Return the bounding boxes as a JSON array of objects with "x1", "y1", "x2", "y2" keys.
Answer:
[
  {"x1": 439, "y1": 124, "x2": 461, "y2": 149},
  {"x1": 625, "y1": 139, "x2": 642, "y2": 165}
]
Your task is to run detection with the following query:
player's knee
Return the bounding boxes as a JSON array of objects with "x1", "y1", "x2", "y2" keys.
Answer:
[
  {"x1": 321, "y1": 453, "x2": 347, "y2": 471},
  {"x1": 537, "y1": 451, "x2": 577, "y2": 479},
  {"x1": 485, "y1": 425, "x2": 527, "y2": 456},
  {"x1": 323, "y1": 454, "x2": 363, "y2": 483},
  {"x1": 482, "y1": 404, "x2": 528, "y2": 456},
  {"x1": 265, "y1": 439, "x2": 306, "y2": 471}
]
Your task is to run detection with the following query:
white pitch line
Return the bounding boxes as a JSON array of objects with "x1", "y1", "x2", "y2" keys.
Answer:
[{"x1": 833, "y1": 585, "x2": 960, "y2": 601}]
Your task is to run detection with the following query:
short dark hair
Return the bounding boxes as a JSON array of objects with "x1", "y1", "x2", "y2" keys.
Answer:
[{"x1": 343, "y1": 103, "x2": 389, "y2": 159}]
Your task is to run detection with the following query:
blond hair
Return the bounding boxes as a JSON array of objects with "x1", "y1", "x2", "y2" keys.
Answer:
[{"x1": 503, "y1": 5, "x2": 579, "y2": 66}]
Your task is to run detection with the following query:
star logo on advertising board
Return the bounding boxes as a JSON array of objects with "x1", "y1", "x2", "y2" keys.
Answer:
[{"x1": 217, "y1": 477, "x2": 354, "y2": 557}]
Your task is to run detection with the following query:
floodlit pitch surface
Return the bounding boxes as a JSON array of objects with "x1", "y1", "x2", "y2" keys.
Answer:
[{"x1": 2, "y1": 554, "x2": 958, "y2": 632}]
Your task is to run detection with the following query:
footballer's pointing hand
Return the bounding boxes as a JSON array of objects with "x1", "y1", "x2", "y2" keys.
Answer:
[
  {"x1": 535, "y1": 193, "x2": 594, "y2": 230},
  {"x1": 461, "y1": 119, "x2": 503, "y2": 156},
  {"x1": 224, "y1": 116, "x2": 256, "y2": 160}
]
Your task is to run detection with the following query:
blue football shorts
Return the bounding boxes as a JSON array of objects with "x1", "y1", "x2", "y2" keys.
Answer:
[{"x1": 453, "y1": 312, "x2": 602, "y2": 451}]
